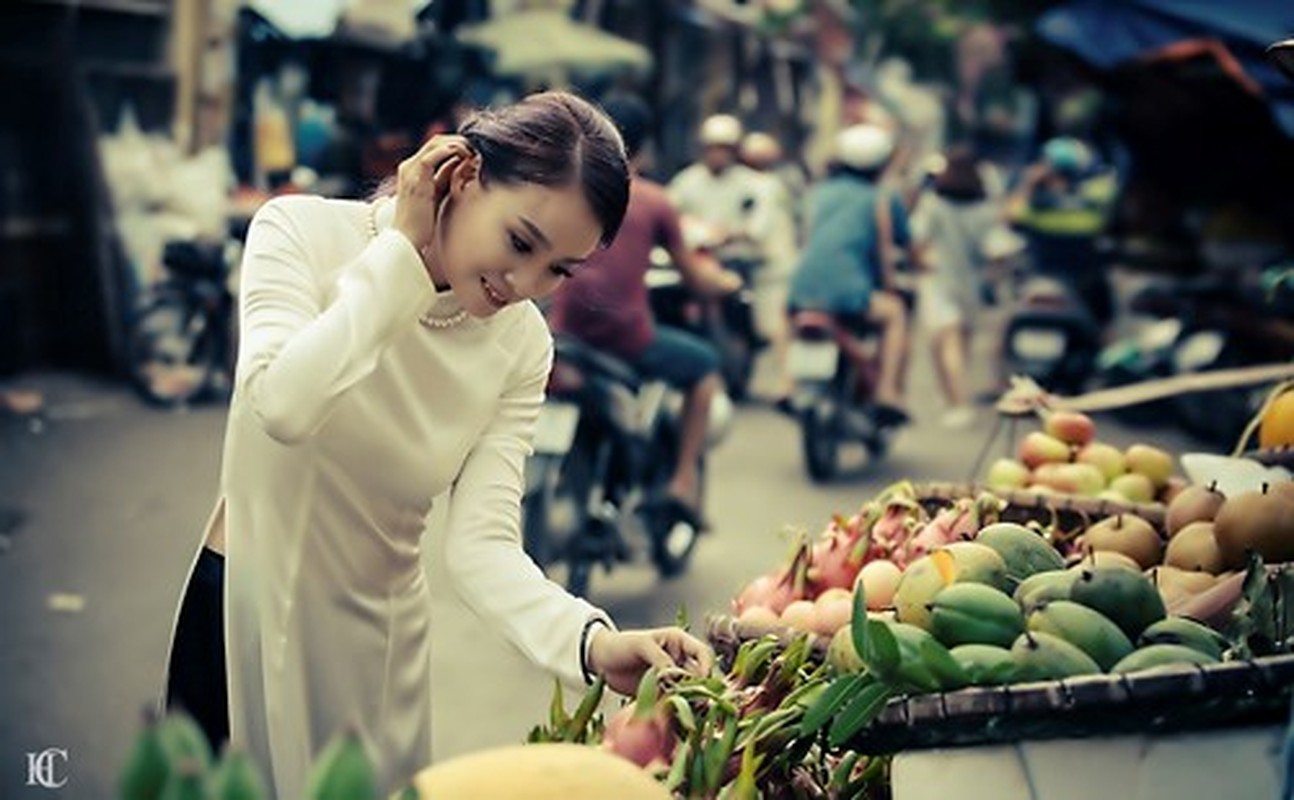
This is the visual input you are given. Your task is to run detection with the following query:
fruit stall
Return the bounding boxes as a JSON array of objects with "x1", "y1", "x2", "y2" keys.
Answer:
[
  {"x1": 117, "y1": 380, "x2": 1294, "y2": 799},
  {"x1": 526, "y1": 382, "x2": 1294, "y2": 799}
]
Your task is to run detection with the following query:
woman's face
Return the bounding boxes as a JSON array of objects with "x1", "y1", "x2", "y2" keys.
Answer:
[{"x1": 440, "y1": 162, "x2": 601, "y2": 318}]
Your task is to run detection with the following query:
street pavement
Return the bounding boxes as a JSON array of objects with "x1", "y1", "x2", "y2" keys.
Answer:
[{"x1": 0, "y1": 317, "x2": 1211, "y2": 797}]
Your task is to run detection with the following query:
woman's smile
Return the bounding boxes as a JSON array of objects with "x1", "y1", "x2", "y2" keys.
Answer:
[{"x1": 481, "y1": 276, "x2": 511, "y2": 308}]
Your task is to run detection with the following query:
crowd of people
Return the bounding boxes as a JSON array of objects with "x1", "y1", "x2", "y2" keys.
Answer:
[{"x1": 550, "y1": 90, "x2": 1115, "y2": 438}]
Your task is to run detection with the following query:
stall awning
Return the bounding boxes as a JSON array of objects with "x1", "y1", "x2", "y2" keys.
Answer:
[
  {"x1": 455, "y1": 9, "x2": 652, "y2": 80},
  {"x1": 1038, "y1": 0, "x2": 1294, "y2": 135}
]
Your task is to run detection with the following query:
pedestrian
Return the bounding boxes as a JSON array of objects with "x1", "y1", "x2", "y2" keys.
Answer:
[
  {"x1": 162, "y1": 90, "x2": 715, "y2": 799},
  {"x1": 910, "y1": 144, "x2": 1003, "y2": 428}
]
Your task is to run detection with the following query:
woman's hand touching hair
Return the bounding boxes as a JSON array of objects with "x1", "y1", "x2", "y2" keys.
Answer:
[{"x1": 392, "y1": 134, "x2": 475, "y2": 287}]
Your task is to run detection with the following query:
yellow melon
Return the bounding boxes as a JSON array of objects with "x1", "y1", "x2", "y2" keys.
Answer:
[{"x1": 413, "y1": 743, "x2": 671, "y2": 799}]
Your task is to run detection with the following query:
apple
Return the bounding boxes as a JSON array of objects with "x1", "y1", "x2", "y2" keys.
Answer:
[
  {"x1": 1077, "y1": 441, "x2": 1126, "y2": 482},
  {"x1": 985, "y1": 457, "x2": 1031, "y2": 490},
  {"x1": 1032, "y1": 463, "x2": 1075, "y2": 493},
  {"x1": 1109, "y1": 472, "x2": 1156, "y2": 504},
  {"x1": 1063, "y1": 462, "x2": 1107, "y2": 497},
  {"x1": 1044, "y1": 410, "x2": 1096, "y2": 446},
  {"x1": 1125, "y1": 444, "x2": 1175, "y2": 488},
  {"x1": 1036, "y1": 463, "x2": 1104, "y2": 496},
  {"x1": 1019, "y1": 431, "x2": 1072, "y2": 469}
]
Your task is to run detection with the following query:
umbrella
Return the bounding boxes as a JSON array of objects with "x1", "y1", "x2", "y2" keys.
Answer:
[{"x1": 456, "y1": 9, "x2": 653, "y2": 80}]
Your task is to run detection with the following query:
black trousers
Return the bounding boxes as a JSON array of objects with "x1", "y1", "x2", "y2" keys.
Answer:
[{"x1": 165, "y1": 546, "x2": 229, "y2": 751}]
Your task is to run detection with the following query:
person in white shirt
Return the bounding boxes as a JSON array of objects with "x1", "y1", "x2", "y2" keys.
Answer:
[
  {"x1": 163, "y1": 91, "x2": 714, "y2": 799},
  {"x1": 667, "y1": 114, "x2": 769, "y2": 259},
  {"x1": 910, "y1": 145, "x2": 1004, "y2": 429}
]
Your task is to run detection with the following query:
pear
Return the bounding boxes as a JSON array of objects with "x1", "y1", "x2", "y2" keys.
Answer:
[
  {"x1": 1163, "y1": 521, "x2": 1225, "y2": 574},
  {"x1": 1213, "y1": 487, "x2": 1294, "y2": 568},
  {"x1": 1081, "y1": 514, "x2": 1164, "y2": 569},
  {"x1": 1165, "y1": 483, "x2": 1226, "y2": 538}
]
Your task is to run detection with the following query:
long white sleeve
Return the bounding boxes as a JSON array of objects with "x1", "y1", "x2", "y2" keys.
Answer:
[
  {"x1": 235, "y1": 195, "x2": 437, "y2": 444},
  {"x1": 441, "y1": 322, "x2": 611, "y2": 687}
]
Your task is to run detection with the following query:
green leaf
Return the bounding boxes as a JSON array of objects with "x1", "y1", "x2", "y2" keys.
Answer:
[
  {"x1": 862, "y1": 619, "x2": 900, "y2": 679},
  {"x1": 783, "y1": 673, "x2": 829, "y2": 710},
  {"x1": 917, "y1": 638, "x2": 969, "y2": 691},
  {"x1": 675, "y1": 604, "x2": 691, "y2": 632},
  {"x1": 666, "y1": 695, "x2": 697, "y2": 734},
  {"x1": 740, "y1": 639, "x2": 782, "y2": 684},
  {"x1": 704, "y1": 717, "x2": 739, "y2": 793},
  {"x1": 633, "y1": 668, "x2": 660, "y2": 719},
  {"x1": 565, "y1": 676, "x2": 605, "y2": 742},
  {"x1": 728, "y1": 745, "x2": 762, "y2": 800},
  {"x1": 547, "y1": 678, "x2": 568, "y2": 732},
  {"x1": 663, "y1": 739, "x2": 691, "y2": 793},
  {"x1": 799, "y1": 674, "x2": 869, "y2": 737},
  {"x1": 828, "y1": 751, "x2": 863, "y2": 793},
  {"x1": 828, "y1": 681, "x2": 893, "y2": 749},
  {"x1": 850, "y1": 580, "x2": 870, "y2": 661}
]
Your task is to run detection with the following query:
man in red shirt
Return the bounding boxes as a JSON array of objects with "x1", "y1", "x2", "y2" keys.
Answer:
[{"x1": 550, "y1": 94, "x2": 740, "y2": 521}]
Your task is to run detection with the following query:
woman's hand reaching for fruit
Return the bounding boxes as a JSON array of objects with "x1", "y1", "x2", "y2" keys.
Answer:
[{"x1": 588, "y1": 626, "x2": 716, "y2": 696}]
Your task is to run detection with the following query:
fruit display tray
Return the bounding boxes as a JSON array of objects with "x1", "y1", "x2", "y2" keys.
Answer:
[
  {"x1": 845, "y1": 653, "x2": 1294, "y2": 753},
  {"x1": 705, "y1": 615, "x2": 1294, "y2": 752},
  {"x1": 915, "y1": 482, "x2": 1167, "y2": 538}
]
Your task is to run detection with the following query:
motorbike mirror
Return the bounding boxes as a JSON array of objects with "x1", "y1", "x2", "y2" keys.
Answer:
[{"x1": 1268, "y1": 39, "x2": 1294, "y2": 82}]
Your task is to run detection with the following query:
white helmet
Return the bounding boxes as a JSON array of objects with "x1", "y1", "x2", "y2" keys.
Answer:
[
  {"x1": 699, "y1": 114, "x2": 743, "y2": 147},
  {"x1": 835, "y1": 124, "x2": 894, "y2": 171}
]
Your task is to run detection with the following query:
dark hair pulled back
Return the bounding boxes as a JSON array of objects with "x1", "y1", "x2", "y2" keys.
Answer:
[{"x1": 459, "y1": 91, "x2": 630, "y2": 245}]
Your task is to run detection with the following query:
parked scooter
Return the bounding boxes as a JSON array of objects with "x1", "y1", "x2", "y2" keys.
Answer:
[
  {"x1": 521, "y1": 330, "x2": 732, "y2": 596},
  {"x1": 785, "y1": 310, "x2": 899, "y2": 482},
  {"x1": 1000, "y1": 275, "x2": 1103, "y2": 396},
  {"x1": 128, "y1": 238, "x2": 239, "y2": 406}
]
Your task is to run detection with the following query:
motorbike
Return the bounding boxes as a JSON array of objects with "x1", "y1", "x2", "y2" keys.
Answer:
[
  {"x1": 785, "y1": 309, "x2": 899, "y2": 482},
  {"x1": 1000, "y1": 274, "x2": 1103, "y2": 397},
  {"x1": 520, "y1": 327, "x2": 731, "y2": 597},
  {"x1": 128, "y1": 238, "x2": 239, "y2": 406},
  {"x1": 669, "y1": 218, "x2": 766, "y2": 401}
]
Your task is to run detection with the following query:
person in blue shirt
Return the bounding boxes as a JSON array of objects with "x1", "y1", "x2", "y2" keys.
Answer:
[{"x1": 788, "y1": 124, "x2": 912, "y2": 425}]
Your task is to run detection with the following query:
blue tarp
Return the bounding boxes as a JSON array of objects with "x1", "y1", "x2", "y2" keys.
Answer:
[{"x1": 1037, "y1": 0, "x2": 1294, "y2": 134}]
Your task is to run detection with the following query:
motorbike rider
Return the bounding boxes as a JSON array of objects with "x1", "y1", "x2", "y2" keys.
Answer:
[
  {"x1": 1007, "y1": 136, "x2": 1119, "y2": 326},
  {"x1": 786, "y1": 123, "x2": 914, "y2": 427},
  {"x1": 667, "y1": 114, "x2": 770, "y2": 265},
  {"x1": 549, "y1": 94, "x2": 741, "y2": 526}
]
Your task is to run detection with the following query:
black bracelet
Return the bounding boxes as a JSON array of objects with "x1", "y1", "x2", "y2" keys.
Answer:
[{"x1": 579, "y1": 616, "x2": 611, "y2": 685}]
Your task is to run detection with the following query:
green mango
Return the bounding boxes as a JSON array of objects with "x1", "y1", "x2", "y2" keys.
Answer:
[
  {"x1": 976, "y1": 523, "x2": 1066, "y2": 588},
  {"x1": 886, "y1": 622, "x2": 968, "y2": 692},
  {"x1": 1068, "y1": 567, "x2": 1166, "y2": 639},
  {"x1": 929, "y1": 583, "x2": 1024, "y2": 648},
  {"x1": 827, "y1": 625, "x2": 865, "y2": 675},
  {"x1": 1010, "y1": 631, "x2": 1102, "y2": 680},
  {"x1": 1111, "y1": 644, "x2": 1220, "y2": 674},
  {"x1": 949, "y1": 644, "x2": 1017, "y2": 686},
  {"x1": 1137, "y1": 617, "x2": 1230, "y2": 661},
  {"x1": 1027, "y1": 600, "x2": 1133, "y2": 672},
  {"x1": 1013, "y1": 570, "x2": 1079, "y2": 616}
]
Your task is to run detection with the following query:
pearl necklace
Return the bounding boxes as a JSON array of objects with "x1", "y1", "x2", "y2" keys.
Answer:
[{"x1": 366, "y1": 200, "x2": 469, "y2": 330}]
